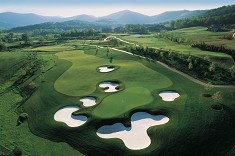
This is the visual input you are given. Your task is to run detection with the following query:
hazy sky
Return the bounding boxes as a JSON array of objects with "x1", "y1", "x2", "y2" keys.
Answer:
[{"x1": 0, "y1": 0, "x2": 234, "y2": 17}]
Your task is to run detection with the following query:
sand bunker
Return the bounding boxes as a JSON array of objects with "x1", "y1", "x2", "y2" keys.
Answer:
[
  {"x1": 97, "y1": 112, "x2": 169, "y2": 150},
  {"x1": 54, "y1": 106, "x2": 87, "y2": 127},
  {"x1": 99, "y1": 82, "x2": 119, "y2": 92},
  {"x1": 80, "y1": 97, "x2": 96, "y2": 107},
  {"x1": 99, "y1": 66, "x2": 115, "y2": 73},
  {"x1": 159, "y1": 91, "x2": 180, "y2": 101}
]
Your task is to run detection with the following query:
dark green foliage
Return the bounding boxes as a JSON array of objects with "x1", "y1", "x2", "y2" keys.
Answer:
[
  {"x1": 211, "y1": 104, "x2": 223, "y2": 110},
  {"x1": 192, "y1": 42, "x2": 235, "y2": 60},
  {"x1": 12, "y1": 146, "x2": 22, "y2": 156},
  {"x1": 202, "y1": 93, "x2": 212, "y2": 97},
  {"x1": 0, "y1": 42, "x2": 7, "y2": 51},
  {"x1": 170, "y1": 5, "x2": 235, "y2": 29},
  {"x1": 125, "y1": 24, "x2": 148, "y2": 34},
  {"x1": 21, "y1": 33, "x2": 30, "y2": 44},
  {"x1": 10, "y1": 20, "x2": 117, "y2": 33},
  {"x1": 61, "y1": 28, "x2": 101, "y2": 40},
  {"x1": 125, "y1": 46, "x2": 234, "y2": 85},
  {"x1": 17, "y1": 113, "x2": 28, "y2": 126}
]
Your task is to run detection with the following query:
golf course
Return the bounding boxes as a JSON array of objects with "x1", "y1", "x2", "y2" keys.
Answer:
[
  {"x1": 1, "y1": 39, "x2": 233, "y2": 155},
  {"x1": 1, "y1": 3, "x2": 235, "y2": 156}
]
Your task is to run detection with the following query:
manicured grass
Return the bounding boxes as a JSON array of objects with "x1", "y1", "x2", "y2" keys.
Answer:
[
  {"x1": 31, "y1": 45, "x2": 72, "y2": 52},
  {"x1": 93, "y1": 87, "x2": 154, "y2": 118},
  {"x1": 1, "y1": 42, "x2": 234, "y2": 156},
  {"x1": 55, "y1": 50, "x2": 172, "y2": 97}
]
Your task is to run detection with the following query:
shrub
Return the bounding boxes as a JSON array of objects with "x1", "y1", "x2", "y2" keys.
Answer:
[
  {"x1": 17, "y1": 113, "x2": 28, "y2": 126},
  {"x1": 12, "y1": 146, "x2": 22, "y2": 156}
]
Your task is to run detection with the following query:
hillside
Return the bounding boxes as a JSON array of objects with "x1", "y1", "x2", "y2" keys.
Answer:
[
  {"x1": 9, "y1": 20, "x2": 118, "y2": 33},
  {"x1": 0, "y1": 12, "x2": 64, "y2": 29},
  {"x1": 0, "y1": 10, "x2": 207, "y2": 29},
  {"x1": 152, "y1": 10, "x2": 207, "y2": 23},
  {"x1": 170, "y1": 4, "x2": 235, "y2": 29},
  {"x1": 100, "y1": 10, "x2": 152, "y2": 24}
]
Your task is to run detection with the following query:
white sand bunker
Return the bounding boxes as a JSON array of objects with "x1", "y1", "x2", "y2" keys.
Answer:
[
  {"x1": 54, "y1": 106, "x2": 87, "y2": 127},
  {"x1": 159, "y1": 91, "x2": 180, "y2": 101},
  {"x1": 97, "y1": 112, "x2": 169, "y2": 150},
  {"x1": 80, "y1": 97, "x2": 96, "y2": 107},
  {"x1": 98, "y1": 66, "x2": 115, "y2": 73},
  {"x1": 99, "y1": 82, "x2": 119, "y2": 92}
]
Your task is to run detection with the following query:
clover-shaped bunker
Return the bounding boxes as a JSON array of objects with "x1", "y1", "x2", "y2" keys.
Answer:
[
  {"x1": 99, "y1": 81, "x2": 120, "y2": 93},
  {"x1": 97, "y1": 112, "x2": 169, "y2": 150}
]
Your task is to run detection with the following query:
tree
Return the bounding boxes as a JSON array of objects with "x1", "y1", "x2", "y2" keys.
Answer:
[
  {"x1": 187, "y1": 56, "x2": 192, "y2": 62},
  {"x1": 212, "y1": 91, "x2": 222, "y2": 104},
  {"x1": 39, "y1": 36, "x2": 45, "y2": 45},
  {"x1": 95, "y1": 46, "x2": 99, "y2": 55},
  {"x1": 12, "y1": 146, "x2": 22, "y2": 156},
  {"x1": 21, "y1": 33, "x2": 30, "y2": 44},
  {"x1": 205, "y1": 82, "x2": 213, "y2": 92},
  {"x1": 209, "y1": 62, "x2": 216, "y2": 72},
  {"x1": 106, "y1": 46, "x2": 111, "y2": 57},
  {"x1": 229, "y1": 65, "x2": 235, "y2": 77},
  {"x1": 109, "y1": 57, "x2": 113, "y2": 63},
  {"x1": 17, "y1": 113, "x2": 28, "y2": 126},
  {"x1": 204, "y1": 55, "x2": 210, "y2": 61},
  {"x1": 188, "y1": 61, "x2": 193, "y2": 70},
  {"x1": 40, "y1": 64, "x2": 46, "y2": 82},
  {"x1": 0, "y1": 42, "x2": 7, "y2": 52}
]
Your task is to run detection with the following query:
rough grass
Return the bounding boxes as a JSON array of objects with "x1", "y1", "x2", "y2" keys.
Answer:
[
  {"x1": 121, "y1": 32, "x2": 234, "y2": 68},
  {"x1": 171, "y1": 27, "x2": 235, "y2": 50},
  {"x1": 0, "y1": 52, "x2": 84, "y2": 155}
]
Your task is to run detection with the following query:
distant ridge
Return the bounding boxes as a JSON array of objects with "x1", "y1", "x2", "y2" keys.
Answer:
[{"x1": 0, "y1": 9, "x2": 207, "y2": 29}]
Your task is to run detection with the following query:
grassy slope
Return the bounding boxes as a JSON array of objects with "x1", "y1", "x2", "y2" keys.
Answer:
[
  {"x1": 171, "y1": 27, "x2": 235, "y2": 50},
  {"x1": 21, "y1": 44, "x2": 235, "y2": 156},
  {"x1": 0, "y1": 51, "x2": 84, "y2": 156},
  {"x1": 121, "y1": 32, "x2": 234, "y2": 68}
]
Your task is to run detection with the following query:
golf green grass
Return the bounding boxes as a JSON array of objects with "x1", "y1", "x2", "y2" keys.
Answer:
[
  {"x1": 54, "y1": 50, "x2": 172, "y2": 97},
  {"x1": 93, "y1": 87, "x2": 154, "y2": 118},
  {"x1": 1, "y1": 42, "x2": 234, "y2": 156}
]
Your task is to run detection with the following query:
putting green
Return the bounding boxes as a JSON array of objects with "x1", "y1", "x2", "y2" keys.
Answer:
[
  {"x1": 93, "y1": 87, "x2": 153, "y2": 118},
  {"x1": 54, "y1": 50, "x2": 172, "y2": 97}
]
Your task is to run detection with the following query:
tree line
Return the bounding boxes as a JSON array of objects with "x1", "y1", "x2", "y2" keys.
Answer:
[
  {"x1": 124, "y1": 45, "x2": 235, "y2": 85},
  {"x1": 192, "y1": 42, "x2": 235, "y2": 60},
  {"x1": 169, "y1": 5, "x2": 235, "y2": 29}
]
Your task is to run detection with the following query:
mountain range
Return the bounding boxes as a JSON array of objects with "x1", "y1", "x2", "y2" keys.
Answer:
[{"x1": 0, "y1": 10, "x2": 207, "y2": 29}]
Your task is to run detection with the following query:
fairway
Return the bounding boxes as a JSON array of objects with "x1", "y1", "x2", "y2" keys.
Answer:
[
  {"x1": 1, "y1": 2, "x2": 235, "y2": 156},
  {"x1": 13, "y1": 44, "x2": 233, "y2": 155},
  {"x1": 0, "y1": 41, "x2": 234, "y2": 155},
  {"x1": 93, "y1": 87, "x2": 154, "y2": 118},
  {"x1": 55, "y1": 50, "x2": 172, "y2": 97}
]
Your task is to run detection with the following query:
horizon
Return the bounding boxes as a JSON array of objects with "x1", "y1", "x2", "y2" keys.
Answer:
[
  {"x1": 0, "y1": 0, "x2": 234, "y2": 17},
  {"x1": 0, "y1": 8, "x2": 213, "y2": 18}
]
